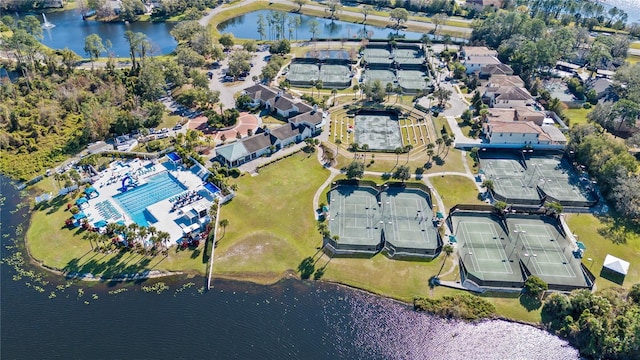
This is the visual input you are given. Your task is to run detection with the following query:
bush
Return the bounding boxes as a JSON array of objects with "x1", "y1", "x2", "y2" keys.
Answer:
[
  {"x1": 582, "y1": 102, "x2": 592, "y2": 109},
  {"x1": 414, "y1": 294, "x2": 496, "y2": 321}
]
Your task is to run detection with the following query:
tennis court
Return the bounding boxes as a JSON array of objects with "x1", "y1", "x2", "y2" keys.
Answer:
[
  {"x1": 492, "y1": 176, "x2": 540, "y2": 202},
  {"x1": 354, "y1": 112, "x2": 403, "y2": 151},
  {"x1": 328, "y1": 186, "x2": 382, "y2": 248},
  {"x1": 319, "y1": 64, "x2": 352, "y2": 88},
  {"x1": 397, "y1": 70, "x2": 427, "y2": 92},
  {"x1": 507, "y1": 216, "x2": 588, "y2": 289},
  {"x1": 481, "y1": 157, "x2": 526, "y2": 178},
  {"x1": 363, "y1": 47, "x2": 393, "y2": 64},
  {"x1": 306, "y1": 50, "x2": 350, "y2": 60},
  {"x1": 451, "y1": 213, "x2": 523, "y2": 286},
  {"x1": 363, "y1": 69, "x2": 396, "y2": 86},
  {"x1": 381, "y1": 188, "x2": 438, "y2": 250},
  {"x1": 394, "y1": 48, "x2": 424, "y2": 65},
  {"x1": 527, "y1": 157, "x2": 596, "y2": 205},
  {"x1": 287, "y1": 63, "x2": 319, "y2": 86}
]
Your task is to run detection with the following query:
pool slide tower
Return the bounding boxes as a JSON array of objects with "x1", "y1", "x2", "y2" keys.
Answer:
[{"x1": 120, "y1": 175, "x2": 137, "y2": 192}]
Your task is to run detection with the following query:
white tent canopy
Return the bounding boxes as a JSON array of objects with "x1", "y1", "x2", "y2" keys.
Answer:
[{"x1": 603, "y1": 254, "x2": 630, "y2": 275}]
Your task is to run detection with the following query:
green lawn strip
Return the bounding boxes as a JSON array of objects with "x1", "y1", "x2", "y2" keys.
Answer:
[
  {"x1": 322, "y1": 253, "x2": 454, "y2": 302},
  {"x1": 456, "y1": 117, "x2": 475, "y2": 138},
  {"x1": 626, "y1": 54, "x2": 640, "y2": 65},
  {"x1": 432, "y1": 114, "x2": 452, "y2": 137},
  {"x1": 26, "y1": 194, "x2": 207, "y2": 277},
  {"x1": 630, "y1": 42, "x2": 640, "y2": 50},
  {"x1": 158, "y1": 113, "x2": 182, "y2": 129},
  {"x1": 212, "y1": 152, "x2": 329, "y2": 278},
  {"x1": 430, "y1": 175, "x2": 482, "y2": 210},
  {"x1": 563, "y1": 107, "x2": 592, "y2": 127},
  {"x1": 565, "y1": 214, "x2": 640, "y2": 289}
]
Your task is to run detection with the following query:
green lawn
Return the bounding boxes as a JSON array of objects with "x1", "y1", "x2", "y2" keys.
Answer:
[
  {"x1": 212, "y1": 152, "x2": 329, "y2": 282},
  {"x1": 630, "y1": 42, "x2": 640, "y2": 50},
  {"x1": 26, "y1": 193, "x2": 208, "y2": 277},
  {"x1": 563, "y1": 107, "x2": 592, "y2": 127},
  {"x1": 565, "y1": 213, "x2": 640, "y2": 289},
  {"x1": 430, "y1": 175, "x2": 483, "y2": 210}
]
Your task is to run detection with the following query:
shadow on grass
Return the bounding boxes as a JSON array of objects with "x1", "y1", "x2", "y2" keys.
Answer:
[
  {"x1": 600, "y1": 268, "x2": 625, "y2": 285},
  {"x1": 596, "y1": 215, "x2": 640, "y2": 245},
  {"x1": 519, "y1": 293, "x2": 542, "y2": 311}
]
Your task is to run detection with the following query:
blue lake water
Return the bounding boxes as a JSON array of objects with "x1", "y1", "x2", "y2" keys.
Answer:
[
  {"x1": 33, "y1": 10, "x2": 177, "y2": 57},
  {"x1": 0, "y1": 174, "x2": 581, "y2": 359},
  {"x1": 218, "y1": 10, "x2": 426, "y2": 41}
]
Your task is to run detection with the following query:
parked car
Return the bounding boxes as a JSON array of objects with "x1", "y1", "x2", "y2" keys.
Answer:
[{"x1": 173, "y1": 124, "x2": 182, "y2": 131}]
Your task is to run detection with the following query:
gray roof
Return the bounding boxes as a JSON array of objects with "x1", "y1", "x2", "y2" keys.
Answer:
[
  {"x1": 271, "y1": 95, "x2": 296, "y2": 111},
  {"x1": 289, "y1": 110, "x2": 323, "y2": 126},
  {"x1": 588, "y1": 78, "x2": 612, "y2": 94},
  {"x1": 270, "y1": 123, "x2": 302, "y2": 140},
  {"x1": 216, "y1": 142, "x2": 248, "y2": 162},
  {"x1": 244, "y1": 84, "x2": 279, "y2": 103},
  {"x1": 541, "y1": 125, "x2": 567, "y2": 142},
  {"x1": 481, "y1": 63, "x2": 513, "y2": 75},
  {"x1": 495, "y1": 87, "x2": 532, "y2": 101},
  {"x1": 242, "y1": 132, "x2": 277, "y2": 153}
]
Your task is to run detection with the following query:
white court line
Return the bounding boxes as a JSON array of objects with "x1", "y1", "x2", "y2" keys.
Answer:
[{"x1": 463, "y1": 222, "x2": 512, "y2": 274}]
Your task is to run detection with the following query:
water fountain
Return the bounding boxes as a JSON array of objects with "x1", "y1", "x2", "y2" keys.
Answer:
[{"x1": 41, "y1": 13, "x2": 55, "y2": 29}]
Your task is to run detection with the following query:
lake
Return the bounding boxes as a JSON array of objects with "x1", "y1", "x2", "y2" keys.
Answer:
[
  {"x1": 0, "y1": 174, "x2": 580, "y2": 359},
  {"x1": 218, "y1": 10, "x2": 427, "y2": 41},
  {"x1": 33, "y1": 10, "x2": 177, "y2": 57}
]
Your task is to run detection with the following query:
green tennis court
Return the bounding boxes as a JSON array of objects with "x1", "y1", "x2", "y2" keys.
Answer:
[
  {"x1": 328, "y1": 186, "x2": 382, "y2": 247},
  {"x1": 287, "y1": 63, "x2": 319, "y2": 85},
  {"x1": 507, "y1": 216, "x2": 588, "y2": 289},
  {"x1": 363, "y1": 48, "x2": 392, "y2": 64},
  {"x1": 397, "y1": 70, "x2": 427, "y2": 92},
  {"x1": 381, "y1": 188, "x2": 438, "y2": 250},
  {"x1": 319, "y1": 64, "x2": 352, "y2": 88},
  {"x1": 394, "y1": 48, "x2": 424, "y2": 65},
  {"x1": 363, "y1": 69, "x2": 396, "y2": 86}
]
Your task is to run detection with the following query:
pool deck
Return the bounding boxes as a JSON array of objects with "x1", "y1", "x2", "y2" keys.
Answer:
[{"x1": 83, "y1": 159, "x2": 213, "y2": 246}]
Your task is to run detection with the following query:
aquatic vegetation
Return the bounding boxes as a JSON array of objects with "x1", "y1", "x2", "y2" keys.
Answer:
[
  {"x1": 142, "y1": 282, "x2": 170, "y2": 294},
  {"x1": 108, "y1": 288, "x2": 128, "y2": 295}
]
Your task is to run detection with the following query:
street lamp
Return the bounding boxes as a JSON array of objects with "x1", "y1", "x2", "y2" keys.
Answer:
[{"x1": 587, "y1": 257, "x2": 594, "y2": 270}]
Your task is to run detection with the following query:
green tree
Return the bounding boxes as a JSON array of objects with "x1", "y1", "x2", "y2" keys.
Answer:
[
  {"x1": 431, "y1": 13, "x2": 447, "y2": 38},
  {"x1": 219, "y1": 34, "x2": 235, "y2": 50},
  {"x1": 294, "y1": 0, "x2": 306, "y2": 12},
  {"x1": 524, "y1": 276, "x2": 548, "y2": 298},
  {"x1": 433, "y1": 87, "x2": 452, "y2": 107},
  {"x1": 393, "y1": 165, "x2": 411, "y2": 182},
  {"x1": 361, "y1": 5, "x2": 373, "y2": 23},
  {"x1": 84, "y1": 34, "x2": 106, "y2": 70},
  {"x1": 390, "y1": 8, "x2": 409, "y2": 28},
  {"x1": 326, "y1": 0, "x2": 342, "y2": 20},
  {"x1": 345, "y1": 161, "x2": 364, "y2": 179}
]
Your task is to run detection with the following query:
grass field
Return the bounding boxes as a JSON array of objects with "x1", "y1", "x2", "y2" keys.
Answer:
[
  {"x1": 563, "y1": 107, "x2": 592, "y2": 127},
  {"x1": 565, "y1": 213, "x2": 640, "y2": 289},
  {"x1": 26, "y1": 193, "x2": 208, "y2": 278},
  {"x1": 212, "y1": 152, "x2": 329, "y2": 282},
  {"x1": 429, "y1": 175, "x2": 483, "y2": 210}
]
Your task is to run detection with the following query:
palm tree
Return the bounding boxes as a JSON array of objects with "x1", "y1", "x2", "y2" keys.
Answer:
[
  {"x1": 315, "y1": 80, "x2": 323, "y2": 99},
  {"x1": 219, "y1": 219, "x2": 229, "y2": 238},
  {"x1": 404, "y1": 144, "x2": 413, "y2": 163},
  {"x1": 361, "y1": 5, "x2": 372, "y2": 24},
  {"x1": 361, "y1": 143, "x2": 369, "y2": 163},
  {"x1": 156, "y1": 231, "x2": 171, "y2": 255},
  {"x1": 331, "y1": 88, "x2": 338, "y2": 106},
  {"x1": 435, "y1": 137, "x2": 444, "y2": 155},
  {"x1": 335, "y1": 138, "x2": 342, "y2": 155},
  {"x1": 443, "y1": 136, "x2": 454, "y2": 157},
  {"x1": 394, "y1": 147, "x2": 403, "y2": 165}
]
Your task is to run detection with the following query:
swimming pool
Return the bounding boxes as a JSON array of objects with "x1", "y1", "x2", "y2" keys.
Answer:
[{"x1": 114, "y1": 171, "x2": 187, "y2": 226}]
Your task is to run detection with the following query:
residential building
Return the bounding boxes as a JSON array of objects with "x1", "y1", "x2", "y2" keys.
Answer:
[
  {"x1": 486, "y1": 75, "x2": 525, "y2": 88},
  {"x1": 485, "y1": 107, "x2": 546, "y2": 125},
  {"x1": 464, "y1": 55, "x2": 502, "y2": 74},
  {"x1": 483, "y1": 121, "x2": 554, "y2": 145},
  {"x1": 479, "y1": 63, "x2": 514, "y2": 79},
  {"x1": 485, "y1": 86, "x2": 534, "y2": 108},
  {"x1": 465, "y1": 0, "x2": 503, "y2": 11},
  {"x1": 587, "y1": 78, "x2": 613, "y2": 100},
  {"x1": 460, "y1": 46, "x2": 498, "y2": 58}
]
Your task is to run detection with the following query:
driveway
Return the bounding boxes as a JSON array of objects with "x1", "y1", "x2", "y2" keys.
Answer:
[{"x1": 208, "y1": 49, "x2": 271, "y2": 110}]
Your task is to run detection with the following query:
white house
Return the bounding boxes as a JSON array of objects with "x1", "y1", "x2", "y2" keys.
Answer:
[
  {"x1": 268, "y1": 123, "x2": 311, "y2": 147},
  {"x1": 484, "y1": 121, "x2": 552, "y2": 145},
  {"x1": 114, "y1": 135, "x2": 138, "y2": 152},
  {"x1": 215, "y1": 132, "x2": 279, "y2": 167},
  {"x1": 464, "y1": 55, "x2": 502, "y2": 74},
  {"x1": 460, "y1": 46, "x2": 498, "y2": 58}
]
